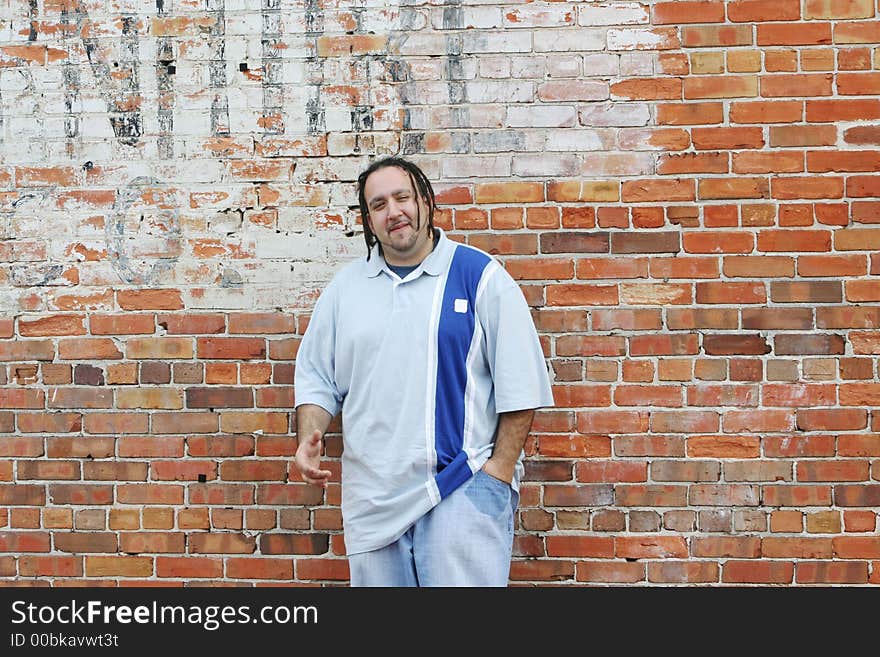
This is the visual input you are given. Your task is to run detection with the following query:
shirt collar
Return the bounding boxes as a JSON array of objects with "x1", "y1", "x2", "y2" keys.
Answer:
[{"x1": 363, "y1": 228, "x2": 454, "y2": 279}]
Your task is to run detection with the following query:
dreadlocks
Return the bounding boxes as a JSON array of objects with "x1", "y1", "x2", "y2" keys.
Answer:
[{"x1": 357, "y1": 157, "x2": 436, "y2": 261}]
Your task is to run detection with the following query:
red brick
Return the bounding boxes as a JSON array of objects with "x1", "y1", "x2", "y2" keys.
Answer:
[
  {"x1": 764, "y1": 434, "x2": 836, "y2": 458},
  {"x1": 832, "y1": 536, "x2": 880, "y2": 557},
  {"x1": 0, "y1": 531, "x2": 51, "y2": 552},
  {"x1": 806, "y1": 99, "x2": 880, "y2": 122},
  {"x1": 798, "y1": 461, "x2": 870, "y2": 482},
  {"x1": 765, "y1": 485, "x2": 833, "y2": 506},
  {"x1": 610, "y1": 78, "x2": 682, "y2": 101},
  {"x1": 648, "y1": 561, "x2": 719, "y2": 583},
  {"x1": 682, "y1": 24, "x2": 753, "y2": 48},
  {"x1": 295, "y1": 558, "x2": 350, "y2": 581},
  {"x1": 545, "y1": 536, "x2": 614, "y2": 558},
  {"x1": 117, "y1": 484, "x2": 184, "y2": 505},
  {"x1": 724, "y1": 410, "x2": 795, "y2": 432},
  {"x1": 90, "y1": 314, "x2": 155, "y2": 335},
  {"x1": 157, "y1": 314, "x2": 225, "y2": 334},
  {"x1": 730, "y1": 100, "x2": 803, "y2": 123},
  {"x1": 509, "y1": 560, "x2": 578, "y2": 584},
  {"x1": 117, "y1": 289, "x2": 183, "y2": 310},
  {"x1": 85, "y1": 556, "x2": 153, "y2": 578},
  {"x1": 722, "y1": 560, "x2": 794, "y2": 583},
  {"x1": 797, "y1": 561, "x2": 869, "y2": 584},
  {"x1": 156, "y1": 557, "x2": 223, "y2": 579},
  {"x1": 687, "y1": 435, "x2": 760, "y2": 458},
  {"x1": 616, "y1": 536, "x2": 688, "y2": 559},
  {"x1": 577, "y1": 561, "x2": 645, "y2": 584},
  {"x1": 19, "y1": 315, "x2": 86, "y2": 337}
]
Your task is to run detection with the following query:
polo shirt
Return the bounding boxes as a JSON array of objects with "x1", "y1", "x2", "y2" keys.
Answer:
[{"x1": 294, "y1": 228, "x2": 554, "y2": 555}]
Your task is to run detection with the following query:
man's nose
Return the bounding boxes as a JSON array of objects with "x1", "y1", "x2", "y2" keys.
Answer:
[{"x1": 386, "y1": 199, "x2": 403, "y2": 217}]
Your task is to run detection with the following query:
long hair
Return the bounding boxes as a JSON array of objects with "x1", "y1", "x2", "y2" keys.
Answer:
[{"x1": 357, "y1": 157, "x2": 436, "y2": 260}]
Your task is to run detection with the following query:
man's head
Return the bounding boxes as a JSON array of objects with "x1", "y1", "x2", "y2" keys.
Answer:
[{"x1": 357, "y1": 157, "x2": 436, "y2": 265}]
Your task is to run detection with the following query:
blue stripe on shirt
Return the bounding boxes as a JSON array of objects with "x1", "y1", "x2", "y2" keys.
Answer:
[{"x1": 434, "y1": 245, "x2": 490, "y2": 499}]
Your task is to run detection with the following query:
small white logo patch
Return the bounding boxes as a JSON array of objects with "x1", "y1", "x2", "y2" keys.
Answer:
[{"x1": 454, "y1": 298, "x2": 468, "y2": 313}]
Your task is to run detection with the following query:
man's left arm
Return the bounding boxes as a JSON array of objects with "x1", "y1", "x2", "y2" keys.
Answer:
[
  {"x1": 483, "y1": 408, "x2": 536, "y2": 484},
  {"x1": 478, "y1": 264, "x2": 555, "y2": 485}
]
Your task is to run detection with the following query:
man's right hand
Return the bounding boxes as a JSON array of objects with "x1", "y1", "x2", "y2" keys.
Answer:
[{"x1": 294, "y1": 429, "x2": 332, "y2": 488}]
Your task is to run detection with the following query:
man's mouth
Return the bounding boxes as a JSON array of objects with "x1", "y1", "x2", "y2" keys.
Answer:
[{"x1": 389, "y1": 221, "x2": 410, "y2": 233}]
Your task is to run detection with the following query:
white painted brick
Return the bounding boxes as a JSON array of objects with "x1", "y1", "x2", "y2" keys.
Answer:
[
  {"x1": 171, "y1": 65, "x2": 210, "y2": 95},
  {"x1": 155, "y1": 161, "x2": 227, "y2": 184},
  {"x1": 579, "y1": 2, "x2": 650, "y2": 26},
  {"x1": 405, "y1": 107, "x2": 430, "y2": 130},
  {"x1": 293, "y1": 158, "x2": 365, "y2": 183},
  {"x1": 186, "y1": 287, "x2": 253, "y2": 310},
  {"x1": 47, "y1": 140, "x2": 114, "y2": 163},
  {"x1": 608, "y1": 28, "x2": 676, "y2": 51},
  {"x1": 327, "y1": 238, "x2": 364, "y2": 263},
  {"x1": 544, "y1": 129, "x2": 614, "y2": 152},
  {"x1": 167, "y1": 110, "x2": 212, "y2": 137},
  {"x1": 33, "y1": 67, "x2": 63, "y2": 90},
  {"x1": 0, "y1": 288, "x2": 23, "y2": 313},
  {"x1": 402, "y1": 81, "x2": 466, "y2": 105},
  {"x1": 239, "y1": 261, "x2": 300, "y2": 285},
  {"x1": 579, "y1": 102, "x2": 651, "y2": 127},
  {"x1": 369, "y1": 108, "x2": 406, "y2": 132},
  {"x1": 460, "y1": 7, "x2": 504, "y2": 29},
  {"x1": 534, "y1": 28, "x2": 605, "y2": 52},
  {"x1": 12, "y1": 213, "x2": 66, "y2": 238},
  {"x1": 620, "y1": 52, "x2": 655, "y2": 76},
  {"x1": 618, "y1": 128, "x2": 684, "y2": 151},
  {"x1": 85, "y1": 161, "x2": 154, "y2": 187},
  {"x1": 507, "y1": 105, "x2": 577, "y2": 128},
  {"x1": 66, "y1": 260, "x2": 125, "y2": 287},
  {"x1": 537, "y1": 80, "x2": 609, "y2": 102},
  {"x1": 441, "y1": 156, "x2": 511, "y2": 178},
  {"x1": 224, "y1": 13, "x2": 264, "y2": 36},
  {"x1": 512, "y1": 153, "x2": 581, "y2": 177},
  {"x1": 329, "y1": 182, "x2": 358, "y2": 206},
  {"x1": 583, "y1": 152, "x2": 655, "y2": 176},
  {"x1": 42, "y1": 93, "x2": 78, "y2": 115},
  {"x1": 583, "y1": 53, "x2": 621, "y2": 77},
  {"x1": 426, "y1": 105, "x2": 503, "y2": 129},
  {"x1": 462, "y1": 30, "x2": 532, "y2": 54},
  {"x1": 0, "y1": 70, "x2": 31, "y2": 91},
  {"x1": 466, "y1": 80, "x2": 534, "y2": 103},
  {"x1": 255, "y1": 233, "x2": 330, "y2": 260},
  {"x1": 547, "y1": 56, "x2": 582, "y2": 78},
  {"x1": 364, "y1": 9, "x2": 419, "y2": 32},
  {"x1": 277, "y1": 208, "x2": 319, "y2": 233},
  {"x1": 408, "y1": 59, "x2": 445, "y2": 80},
  {"x1": 324, "y1": 107, "x2": 352, "y2": 131},
  {"x1": 473, "y1": 130, "x2": 527, "y2": 153},
  {"x1": 509, "y1": 56, "x2": 546, "y2": 79},
  {"x1": 390, "y1": 32, "x2": 449, "y2": 56},
  {"x1": 504, "y1": 5, "x2": 575, "y2": 28},
  {"x1": 479, "y1": 56, "x2": 512, "y2": 78}
]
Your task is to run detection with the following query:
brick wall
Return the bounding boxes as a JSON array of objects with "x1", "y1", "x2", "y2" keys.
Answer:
[{"x1": 0, "y1": 0, "x2": 878, "y2": 586}]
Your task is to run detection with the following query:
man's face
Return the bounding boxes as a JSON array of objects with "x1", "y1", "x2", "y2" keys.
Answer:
[{"x1": 363, "y1": 166, "x2": 433, "y2": 266}]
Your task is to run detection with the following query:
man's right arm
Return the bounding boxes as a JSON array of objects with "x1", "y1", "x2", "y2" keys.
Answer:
[{"x1": 294, "y1": 404, "x2": 333, "y2": 487}]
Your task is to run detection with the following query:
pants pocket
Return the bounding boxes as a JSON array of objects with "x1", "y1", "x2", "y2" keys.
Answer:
[{"x1": 465, "y1": 469, "x2": 512, "y2": 518}]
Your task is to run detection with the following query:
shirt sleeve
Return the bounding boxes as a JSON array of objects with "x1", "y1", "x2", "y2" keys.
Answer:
[
  {"x1": 294, "y1": 280, "x2": 343, "y2": 418},
  {"x1": 478, "y1": 262, "x2": 555, "y2": 414}
]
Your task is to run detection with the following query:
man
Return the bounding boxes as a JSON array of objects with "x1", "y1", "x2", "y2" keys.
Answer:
[{"x1": 293, "y1": 156, "x2": 554, "y2": 586}]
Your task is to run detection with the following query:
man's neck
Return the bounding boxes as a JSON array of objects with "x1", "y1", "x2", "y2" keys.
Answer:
[{"x1": 383, "y1": 229, "x2": 439, "y2": 267}]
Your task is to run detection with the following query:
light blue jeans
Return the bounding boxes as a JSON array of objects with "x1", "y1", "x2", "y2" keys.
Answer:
[{"x1": 348, "y1": 469, "x2": 519, "y2": 587}]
